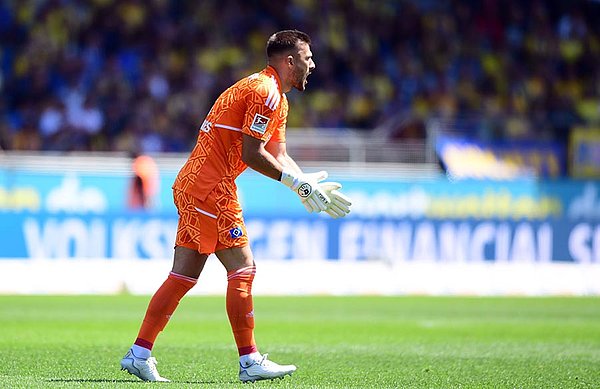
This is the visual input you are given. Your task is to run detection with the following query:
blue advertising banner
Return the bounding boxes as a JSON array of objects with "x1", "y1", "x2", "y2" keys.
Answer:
[
  {"x1": 2, "y1": 165, "x2": 600, "y2": 262},
  {"x1": 2, "y1": 212, "x2": 600, "y2": 263},
  {"x1": 3, "y1": 167, "x2": 598, "y2": 220}
]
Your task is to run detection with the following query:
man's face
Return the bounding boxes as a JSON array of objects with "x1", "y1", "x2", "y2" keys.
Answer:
[{"x1": 290, "y1": 42, "x2": 315, "y2": 92}]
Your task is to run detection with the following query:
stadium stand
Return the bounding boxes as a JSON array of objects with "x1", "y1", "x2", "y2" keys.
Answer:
[{"x1": 0, "y1": 0, "x2": 598, "y2": 172}]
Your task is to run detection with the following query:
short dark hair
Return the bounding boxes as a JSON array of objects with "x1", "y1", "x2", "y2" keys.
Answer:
[{"x1": 266, "y1": 30, "x2": 311, "y2": 58}]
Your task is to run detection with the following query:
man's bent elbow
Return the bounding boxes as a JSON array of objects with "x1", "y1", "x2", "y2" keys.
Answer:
[{"x1": 241, "y1": 151, "x2": 256, "y2": 167}]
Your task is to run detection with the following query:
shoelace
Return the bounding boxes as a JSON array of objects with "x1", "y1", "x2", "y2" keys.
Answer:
[
  {"x1": 146, "y1": 357, "x2": 160, "y2": 376},
  {"x1": 257, "y1": 353, "x2": 276, "y2": 367}
]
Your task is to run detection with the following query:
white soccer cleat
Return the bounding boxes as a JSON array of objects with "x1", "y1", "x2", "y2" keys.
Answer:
[
  {"x1": 120, "y1": 349, "x2": 170, "y2": 382},
  {"x1": 239, "y1": 353, "x2": 297, "y2": 383}
]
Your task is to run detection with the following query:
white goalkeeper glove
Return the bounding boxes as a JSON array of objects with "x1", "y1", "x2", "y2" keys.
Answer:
[
  {"x1": 280, "y1": 168, "x2": 331, "y2": 213},
  {"x1": 319, "y1": 182, "x2": 352, "y2": 218}
]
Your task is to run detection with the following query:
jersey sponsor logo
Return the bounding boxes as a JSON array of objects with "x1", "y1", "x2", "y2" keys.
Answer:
[
  {"x1": 298, "y1": 183, "x2": 312, "y2": 198},
  {"x1": 229, "y1": 226, "x2": 244, "y2": 239},
  {"x1": 250, "y1": 113, "x2": 270, "y2": 134}
]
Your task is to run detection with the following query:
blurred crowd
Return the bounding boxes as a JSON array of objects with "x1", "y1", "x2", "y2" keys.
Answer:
[{"x1": 0, "y1": 0, "x2": 599, "y2": 152}]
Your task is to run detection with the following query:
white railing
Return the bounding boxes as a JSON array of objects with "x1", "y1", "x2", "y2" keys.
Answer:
[
  {"x1": 0, "y1": 128, "x2": 442, "y2": 178},
  {"x1": 285, "y1": 128, "x2": 436, "y2": 164}
]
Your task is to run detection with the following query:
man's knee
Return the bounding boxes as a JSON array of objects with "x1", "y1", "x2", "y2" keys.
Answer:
[
  {"x1": 216, "y1": 246, "x2": 254, "y2": 272},
  {"x1": 172, "y1": 246, "x2": 209, "y2": 278}
]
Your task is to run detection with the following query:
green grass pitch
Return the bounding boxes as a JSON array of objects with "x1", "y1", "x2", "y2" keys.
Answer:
[{"x1": 1, "y1": 295, "x2": 599, "y2": 388}]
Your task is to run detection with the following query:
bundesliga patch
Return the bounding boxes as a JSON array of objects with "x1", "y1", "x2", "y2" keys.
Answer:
[
  {"x1": 250, "y1": 113, "x2": 270, "y2": 134},
  {"x1": 229, "y1": 226, "x2": 244, "y2": 239}
]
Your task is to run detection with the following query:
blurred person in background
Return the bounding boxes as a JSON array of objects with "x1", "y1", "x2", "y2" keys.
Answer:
[
  {"x1": 120, "y1": 29, "x2": 351, "y2": 383},
  {"x1": 127, "y1": 152, "x2": 159, "y2": 210}
]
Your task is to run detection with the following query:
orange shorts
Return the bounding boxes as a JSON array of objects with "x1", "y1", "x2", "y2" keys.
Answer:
[{"x1": 173, "y1": 187, "x2": 248, "y2": 254}]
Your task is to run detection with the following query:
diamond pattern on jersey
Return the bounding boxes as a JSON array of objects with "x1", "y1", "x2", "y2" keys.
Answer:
[{"x1": 173, "y1": 66, "x2": 288, "y2": 202}]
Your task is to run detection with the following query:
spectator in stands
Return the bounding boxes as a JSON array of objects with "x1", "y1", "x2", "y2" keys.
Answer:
[{"x1": 0, "y1": 0, "x2": 598, "y2": 158}]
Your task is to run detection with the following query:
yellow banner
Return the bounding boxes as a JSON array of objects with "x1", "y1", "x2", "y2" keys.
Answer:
[{"x1": 570, "y1": 127, "x2": 600, "y2": 178}]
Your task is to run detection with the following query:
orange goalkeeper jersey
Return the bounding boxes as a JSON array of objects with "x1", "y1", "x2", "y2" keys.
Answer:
[{"x1": 173, "y1": 66, "x2": 289, "y2": 201}]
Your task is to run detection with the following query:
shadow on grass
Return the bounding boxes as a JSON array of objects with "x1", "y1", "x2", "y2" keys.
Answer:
[{"x1": 47, "y1": 378, "x2": 227, "y2": 384}]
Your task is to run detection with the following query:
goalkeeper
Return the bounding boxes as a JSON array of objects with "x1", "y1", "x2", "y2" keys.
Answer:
[{"x1": 120, "y1": 29, "x2": 351, "y2": 383}]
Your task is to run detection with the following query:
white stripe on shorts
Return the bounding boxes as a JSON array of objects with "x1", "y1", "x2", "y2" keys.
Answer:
[{"x1": 194, "y1": 206, "x2": 217, "y2": 219}]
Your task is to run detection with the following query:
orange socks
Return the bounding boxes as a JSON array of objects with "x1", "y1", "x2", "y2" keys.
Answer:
[
  {"x1": 134, "y1": 267, "x2": 257, "y2": 357},
  {"x1": 226, "y1": 265, "x2": 257, "y2": 356},
  {"x1": 134, "y1": 272, "x2": 197, "y2": 350}
]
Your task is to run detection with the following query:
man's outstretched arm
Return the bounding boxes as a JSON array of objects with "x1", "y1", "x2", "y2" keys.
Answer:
[
  {"x1": 264, "y1": 139, "x2": 302, "y2": 174},
  {"x1": 264, "y1": 138, "x2": 352, "y2": 219},
  {"x1": 241, "y1": 134, "x2": 330, "y2": 213}
]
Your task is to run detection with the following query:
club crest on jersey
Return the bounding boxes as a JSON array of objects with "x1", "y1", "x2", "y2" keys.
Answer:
[
  {"x1": 250, "y1": 113, "x2": 270, "y2": 134},
  {"x1": 229, "y1": 226, "x2": 244, "y2": 239}
]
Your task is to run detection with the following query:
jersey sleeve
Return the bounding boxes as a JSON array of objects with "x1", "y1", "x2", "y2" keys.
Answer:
[
  {"x1": 241, "y1": 81, "x2": 280, "y2": 141},
  {"x1": 269, "y1": 96, "x2": 288, "y2": 143}
]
